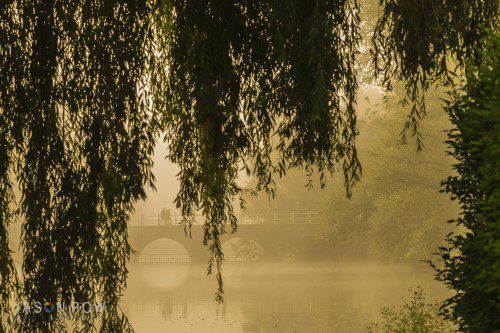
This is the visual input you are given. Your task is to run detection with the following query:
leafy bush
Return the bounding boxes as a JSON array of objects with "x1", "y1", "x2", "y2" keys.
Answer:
[
  {"x1": 432, "y1": 32, "x2": 500, "y2": 332},
  {"x1": 368, "y1": 287, "x2": 456, "y2": 333}
]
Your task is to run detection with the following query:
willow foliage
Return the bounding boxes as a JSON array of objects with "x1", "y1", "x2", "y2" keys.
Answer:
[
  {"x1": 154, "y1": 0, "x2": 362, "y2": 301},
  {"x1": 1, "y1": 0, "x2": 362, "y2": 329},
  {"x1": 1, "y1": 0, "x2": 156, "y2": 331},
  {"x1": 373, "y1": 0, "x2": 498, "y2": 149},
  {"x1": 0, "y1": 3, "x2": 20, "y2": 331}
]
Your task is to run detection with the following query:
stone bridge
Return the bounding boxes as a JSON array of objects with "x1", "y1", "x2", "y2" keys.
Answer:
[{"x1": 128, "y1": 213, "x2": 327, "y2": 262}]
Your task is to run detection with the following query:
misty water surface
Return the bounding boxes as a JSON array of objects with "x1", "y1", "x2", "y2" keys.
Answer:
[{"x1": 122, "y1": 262, "x2": 449, "y2": 333}]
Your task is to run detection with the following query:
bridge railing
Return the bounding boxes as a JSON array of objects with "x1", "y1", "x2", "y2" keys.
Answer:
[{"x1": 129, "y1": 212, "x2": 321, "y2": 227}]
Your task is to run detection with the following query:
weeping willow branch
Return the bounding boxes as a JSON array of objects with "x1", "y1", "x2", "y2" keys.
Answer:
[
  {"x1": 1, "y1": 1, "x2": 157, "y2": 331},
  {"x1": 0, "y1": 113, "x2": 19, "y2": 332},
  {"x1": 154, "y1": 0, "x2": 362, "y2": 301},
  {"x1": 372, "y1": 0, "x2": 498, "y2": 150},
  {"x1": 0, "y1": 1, "x2": 22, "y2": 331}
]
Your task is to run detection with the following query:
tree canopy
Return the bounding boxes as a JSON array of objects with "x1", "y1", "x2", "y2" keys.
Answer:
[{"x1": 0, "y1": 0, "x2": 497, "y2": 332}]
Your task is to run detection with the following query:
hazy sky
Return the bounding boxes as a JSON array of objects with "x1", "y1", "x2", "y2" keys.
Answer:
[{"x1": 133, "y1": 142, "x2": 180, "y2": 219}]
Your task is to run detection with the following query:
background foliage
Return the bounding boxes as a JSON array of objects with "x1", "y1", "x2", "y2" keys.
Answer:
[{"x1": 243, "y1": 91, "x2": 458, "y2": 263}]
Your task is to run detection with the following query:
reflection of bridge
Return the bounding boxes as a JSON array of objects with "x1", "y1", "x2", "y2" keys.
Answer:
[
  {"x1": 128, "y1": 213, "x2": 326, "y2": 262},
  {"x1": 137, "y1": 253, "x2": 259, "y2": 263}
]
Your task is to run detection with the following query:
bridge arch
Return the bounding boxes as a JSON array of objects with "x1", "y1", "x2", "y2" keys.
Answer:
[
  {"x1": 138, "y1": 238, "x2": 191, "y2": 263},
  {"x1": 129, "y1": 225, "x2": 211, "y2": 263}
]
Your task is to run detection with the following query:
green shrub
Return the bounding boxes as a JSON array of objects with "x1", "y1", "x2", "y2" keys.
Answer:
[
  {"x1": 368, "y1": 287, "x2": 457, "y2": 333},
  {"x1": 432, "y1": 32, "x2": 500, "y2": 332}
]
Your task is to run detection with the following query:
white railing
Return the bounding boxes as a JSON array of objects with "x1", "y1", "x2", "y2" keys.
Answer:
[{"x1": 129, "y1": 212, "x2": 320, "y2": 227}]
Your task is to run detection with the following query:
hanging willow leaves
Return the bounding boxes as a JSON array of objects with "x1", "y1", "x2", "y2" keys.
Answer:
[
  {"x1": 154, "y1": 0, "x2": 361, "y2": 301},
  {"x1": 372, "y1": 0, "x2": 498, "y2": 149},
  {"x1": 1, "y1": 0, "x2": 157, "y2": 331},
  {"x1": 0, "y1": 1, "x2": 22, "y2": 331}
]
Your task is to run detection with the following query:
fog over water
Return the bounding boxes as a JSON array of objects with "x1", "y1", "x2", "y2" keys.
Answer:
[{"x1": 122, "y1": 262, "x2": 449, "y2": 332}]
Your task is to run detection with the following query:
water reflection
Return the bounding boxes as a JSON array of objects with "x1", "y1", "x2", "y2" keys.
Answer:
[{"x1": 122, "y1": 262, "x2": 449, "y2": 332}]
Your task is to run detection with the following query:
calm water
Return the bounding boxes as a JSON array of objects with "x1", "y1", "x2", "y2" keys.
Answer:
[{"x1": 122, "y1": 262, "x2": 449, "y2": 333}]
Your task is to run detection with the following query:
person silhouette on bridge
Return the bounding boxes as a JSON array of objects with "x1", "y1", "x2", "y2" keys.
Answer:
[{"x1": 160, "y1": 208, "x2": 172, "y2": 226}]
